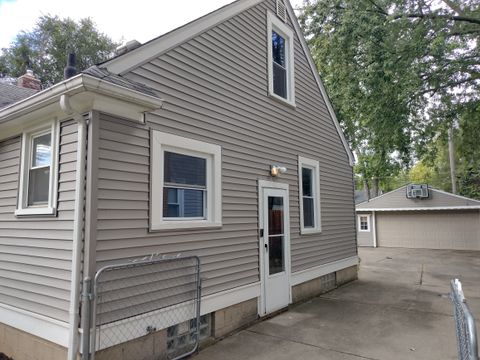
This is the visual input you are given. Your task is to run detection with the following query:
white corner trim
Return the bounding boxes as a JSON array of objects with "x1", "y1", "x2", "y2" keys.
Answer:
[
  {"x1": 0, "y1": 302, "x2": 69, "y2": 347},
  {"x1": 201, "y1": 282, "x2": 261, "y2": 315},
  {"x1": 103, "y1": 0, "x2": 264, "y2": 74},
  {"x1": 291, "y1": 256, "x2": 358, "y2": 286},
  {"x1": 284, "y1": 1, "x2": 354, "y2": 166}
]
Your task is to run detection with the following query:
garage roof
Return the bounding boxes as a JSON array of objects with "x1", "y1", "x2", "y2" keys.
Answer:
[{"x1": 356, "y1": 186, "x2": 480, "y2": 211}]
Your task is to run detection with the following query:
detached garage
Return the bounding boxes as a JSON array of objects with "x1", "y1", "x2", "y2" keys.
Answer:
[{"x1": 356, "y1": 185, "x2": 480, "y2": 250}]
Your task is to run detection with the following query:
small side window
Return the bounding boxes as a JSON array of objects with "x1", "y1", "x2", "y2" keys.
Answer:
[
  {"x1": 298, "y1": 156, "x2": 321, "y2": 234},
  {"x1": 358, "y1": 215, "x2": 370, "y2": 232},
  {"x1": 16, "y1": 121, "x2": 58, "y2": 216}
]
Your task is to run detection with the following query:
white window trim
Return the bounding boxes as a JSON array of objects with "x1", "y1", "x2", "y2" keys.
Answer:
[
  {"x1": 15, "y1": 121, "x2": 59, "y2": 216},
  {"x1": 267, "y1": 11, "x2": 295, "y2": 107},
  {"x1": 150, "y1": 131, "x2": 222, "y2": 231},
  {"x1": 298, "y1": 156, "x2": 321, "y2": 234},
  {"x1": 358, "y1": 214, "x2": 371, "y2": 232}
]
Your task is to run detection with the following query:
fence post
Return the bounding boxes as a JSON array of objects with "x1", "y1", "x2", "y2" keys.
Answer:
[{"x1": 81, "y1": 277, "x2": 92, "y2": 360}]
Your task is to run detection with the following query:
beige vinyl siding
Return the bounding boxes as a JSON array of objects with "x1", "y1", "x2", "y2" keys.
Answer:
[
  {"x1": 0, "y1": 120, "x2": 76, "y2": 322},
  {"x1": 376, "y1": 211, "x2": 480, "y2": 250},
  {"x1": 94, "y1": 0, "x2": 355, "y2": 297},
  {"x1": 357, "y1": 186, "x2": 480, "y2": 210}
]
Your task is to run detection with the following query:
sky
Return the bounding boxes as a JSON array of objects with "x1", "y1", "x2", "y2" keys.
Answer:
[{"x1": 0, "y1": 0, "x2": 304, "y2": 51}]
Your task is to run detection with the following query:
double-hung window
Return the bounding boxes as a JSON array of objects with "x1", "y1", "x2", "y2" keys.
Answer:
[
  {"x1": 267, "y1": 11, "x2": 295, "y2": 106},
  {"x1": 298, "y1": 156, "x2": 321, "y2": 234},
  {"x1": 151, "y1": 131, "x2": 222, "y2": 230},
  {"x1": 358, "y1": 215, "x2": 370, "y2": 232},
  {"x1": 16, "y1": 121, "x2": 59, "y2": 216}
]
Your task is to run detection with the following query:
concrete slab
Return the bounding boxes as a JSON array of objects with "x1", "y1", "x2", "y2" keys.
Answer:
[{"x1": 191, "y1": 247, "x2": 480, "y2": 360}]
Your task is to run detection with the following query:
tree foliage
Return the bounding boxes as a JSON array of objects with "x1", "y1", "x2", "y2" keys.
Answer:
[
  {"x1": 298, "y1": 0, "x2": 480, "y2": 197},
  {"x1": 0, "y1": 15, "x2": 119, "y2": 87}
]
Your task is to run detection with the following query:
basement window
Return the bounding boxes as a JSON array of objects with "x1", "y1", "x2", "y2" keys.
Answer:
[
  {"x1": 267, "y1": 11, "x2": 295, "y2": 106},
  {"x1": 15, "y1": 121, "x2": 59, "y2": 216},
  {"x1": 150, "y1": 131, "x2": 222, "y2": 230}
]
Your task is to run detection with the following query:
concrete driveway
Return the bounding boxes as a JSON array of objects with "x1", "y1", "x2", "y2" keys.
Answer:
[{"x1": 193, "y1": 247, "x2": 480, "y2": 360}]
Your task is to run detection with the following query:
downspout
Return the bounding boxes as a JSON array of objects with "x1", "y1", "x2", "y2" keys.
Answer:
[
  {"x1": 60, "y1": 94, "x2": 87, "y2": 360},
  {"x1": 372, "y1": 211, "x2": 377, "y2": 248}
]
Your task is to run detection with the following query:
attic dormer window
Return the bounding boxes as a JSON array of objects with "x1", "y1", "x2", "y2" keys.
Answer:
[{"x1": 267, "y1": 11, "x2": 295, "y2": 106}]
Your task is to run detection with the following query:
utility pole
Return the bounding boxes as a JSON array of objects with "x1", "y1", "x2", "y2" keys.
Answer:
[{"x1": 448, "y1": 126, "x2": 457, "y2": 194}]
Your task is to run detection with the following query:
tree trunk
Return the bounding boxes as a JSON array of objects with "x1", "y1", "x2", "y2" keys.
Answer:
[
  {"x1": 363, "y1": 178, "x2": 370, "y2": 201},
  {"x1": 448, "y1": 126, "x2": 457, "y2": 194},
  {"x1": 372, "y1": 178, "x2": 379, "y2": 198}
]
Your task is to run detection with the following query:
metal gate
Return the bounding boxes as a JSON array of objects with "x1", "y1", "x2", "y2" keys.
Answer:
[{"x1": 82, "y1": 256, "x2": 201, "y2": 360}]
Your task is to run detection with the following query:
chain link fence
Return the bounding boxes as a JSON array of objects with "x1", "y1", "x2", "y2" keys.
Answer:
[
  {"x1": 451, "y1": 279, "x2": 479, "y2": 360},
  {"x1": 83, "y1": 255, "x2": 201, "y2": 360}
]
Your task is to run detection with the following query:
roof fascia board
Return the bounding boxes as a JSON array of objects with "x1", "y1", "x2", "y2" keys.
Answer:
[
  {"x1": 103, "y1": 0, "x2": 264, "y2": 75},
  {"x1": 284, "y1": 1, "x2": 354, "y2": 166},
  {"x1": 356, "y1": 206, "x2": 480, "y2": 211},
  {"x1": 0, "y1": 74, "x2": 163, "y2": 124}
]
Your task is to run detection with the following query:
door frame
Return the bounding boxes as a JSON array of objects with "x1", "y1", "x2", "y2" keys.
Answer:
[{"x1": 257, "y1": 180, "x2": 292, "y2": 316}]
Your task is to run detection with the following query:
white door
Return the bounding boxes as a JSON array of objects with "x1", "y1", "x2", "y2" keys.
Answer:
[{"x1": 260, "y1": 185, "x2": 290, "y2": 314}]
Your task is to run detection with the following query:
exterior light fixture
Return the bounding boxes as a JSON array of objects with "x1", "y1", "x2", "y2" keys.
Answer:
[{"x1": 270, "y1": 165, "x2": 287, "y2": 177}]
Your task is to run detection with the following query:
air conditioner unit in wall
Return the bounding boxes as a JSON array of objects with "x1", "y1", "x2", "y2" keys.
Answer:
[{"x1": 406, "y1": 184, "x2": 429, "y2": 199}]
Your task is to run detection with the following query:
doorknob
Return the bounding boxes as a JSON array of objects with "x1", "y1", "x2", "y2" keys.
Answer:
[{"x1": 265, "y1": 243, "x2": 268, "y2": 251}]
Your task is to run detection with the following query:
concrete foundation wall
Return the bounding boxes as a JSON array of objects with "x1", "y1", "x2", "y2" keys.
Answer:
[
  {"x1": 0, "y1": 322, "x2": 67, "y2": 360},
  {"x1": 212, "y1": 298, "x2": 258, "y2": 338},
  {"x1": 336, "y1": 265, "x2": 358, "y2": 286},
  {"x1": 95, "y1": 329, "x2": 167, "y2": 360},
  {"x1": 292, "y1": 266, "x2": 358, "y2": 303}
]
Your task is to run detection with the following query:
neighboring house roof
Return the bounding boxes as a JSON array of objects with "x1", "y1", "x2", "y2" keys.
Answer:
[
  {"x1": 354, "y1": 190, "x2": 368, "y2": 204},
  {"x1": 0, "y1": 82, "x2": 39, "y2": 109},
  {"x1": 100, "y1": 0, "x2": 355, "y2": 166},
  {"x1": 356, "y1": 185, "x2": 480, "y2": 211}
]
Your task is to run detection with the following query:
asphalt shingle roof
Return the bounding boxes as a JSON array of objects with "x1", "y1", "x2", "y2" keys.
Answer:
[
  {"x1": 82, "y1": 66, "x2": 159, "y2": 97},
  {"x1": 0, "y1": 82, "x2": 39, "y2": 109}
]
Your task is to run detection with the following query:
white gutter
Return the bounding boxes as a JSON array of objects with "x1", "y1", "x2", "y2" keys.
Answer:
[{"x1": 60, "y1": 94, "x2": 87, "y2": 360}]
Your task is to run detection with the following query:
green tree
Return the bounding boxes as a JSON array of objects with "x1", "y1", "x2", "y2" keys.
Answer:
[
  {"x1": 0, "y1": 15, "x2": 119, "y2": 87},
  {"x1": 298, "y1": 0, "x2": 480, "y2": 196}
]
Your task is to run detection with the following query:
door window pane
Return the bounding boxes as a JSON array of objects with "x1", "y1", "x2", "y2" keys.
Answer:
[
  {"x1": 164, "y1": 152, "x2": 206, "y2": 186},
  {"x1": 269, "y1": 236, "x2": 284, "y2": 275},
  {"x1": 32, "y1": 133, "x2": 51, "y2": 168},
  {"x1": 268, "y1": 196, "x2": 284, "y2": 235},
  {"x1": 28, "y1": 167, "x2": 50, "y2": 205},
  {"x1": 268, "y1": 195, "x2": 284, "y2": 275}
]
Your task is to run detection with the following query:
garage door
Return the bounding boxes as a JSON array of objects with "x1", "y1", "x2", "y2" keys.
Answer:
[{"x1": 376, "y1": 210, "x2": 480, "y2": 250}]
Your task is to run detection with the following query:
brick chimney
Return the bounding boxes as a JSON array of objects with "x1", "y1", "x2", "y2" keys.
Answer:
[{"x1": 17, "y1": 69, "x2": 42, "y2": 91}]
